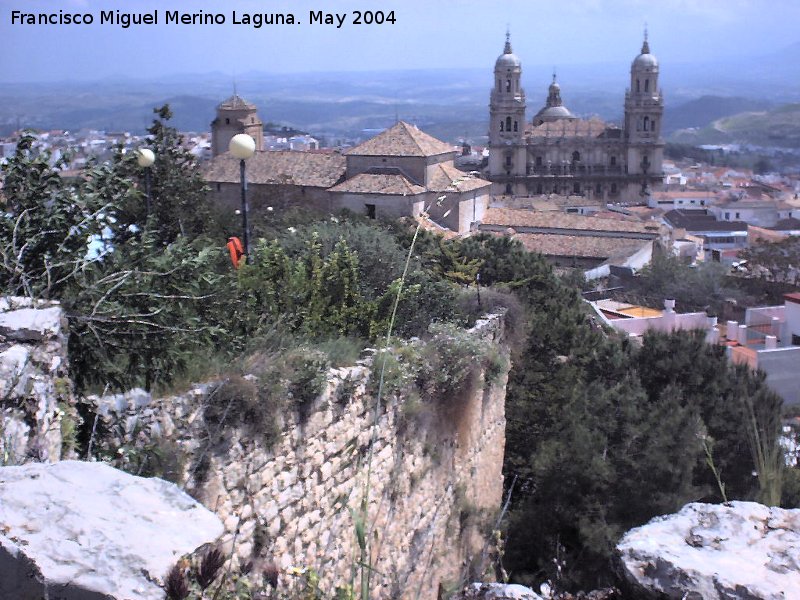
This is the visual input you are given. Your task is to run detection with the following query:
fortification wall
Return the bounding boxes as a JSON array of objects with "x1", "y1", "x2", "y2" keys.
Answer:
[{"x1": 90, "y1": 314, "x2": 509, "y2": 598}]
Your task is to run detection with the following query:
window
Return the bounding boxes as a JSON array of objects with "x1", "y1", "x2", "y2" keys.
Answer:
[
  {"x1": 610, "y1": 156, "x2": 617, "y2": 166},
  {"x1": 596, "y1": 183, "x2": 602, "y2": 195},
  {"x1": 645, "y1": 79, "x2": 650, "y2": 92},
  {"x1": 366, "y1": 204, "x2": 376, "y2": 219},
  {"x1": 500, "y1": 121, "x2": 504, "y2": 132},
  {"x1": 513, "y1": 120, "x2": 518, "y2": 132},
  {"x1": 225, "y1": 118, "x2": 230, "y2": 125},
  {"x1": 643, "y1": 116, "x2": 650, "y2": 131},
  {"x1": 536, "y1": 183, "x2": 543, "y2": 194},
  {"x1": 506, "y1": 116, "x2": 512, "y2": 131},
  {"x1": 636, "y1": 79, "x2": 640, "y2": 93},
  {"x1": 735, "y1": 212, "x2": 740, "y2": 219},
  {"x1": 572, "y1": 151, "x2": 580, "y2": 162},
  {"x1": 497, "y1": 79, "x2": 501, "y2": 91},
  {"x1": 651, "y1": 118, "x2": 657, "y2": 131},
  {"x1": 505, "y1": 184, "x2": 512, "y2": 194},
  {"x1": 573, "y1": 182, "x2": 581, "y2": 194},
  {"x1": 536, "y1": 156, "x2": 543, "y2": 166},
  {"x1": 725, "y1": 212, "x2": 731, "y2": 220},
  {"x1": 216, "y1": 183, "x2": 221, "y2": 192},
  {"x1": 611, "y1": 183, "x2": 618, "y2": 194},
  {"x1": 506, "y1": 79, "x2": 511, "y2": 92},
  {"x1": 505, "y1": 155, "x2": 512, "y2": 167}
]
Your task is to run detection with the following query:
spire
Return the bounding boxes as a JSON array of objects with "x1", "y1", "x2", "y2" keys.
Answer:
[
  {"x1": 641, "y1": 23, "x2": 650, "y2": 54},
  {"x1": 504, "y1": 28, "x2": 512, "y2": 54},
  {"x1": 552, "y1": 69, "x2": 557, "y2": 84}
]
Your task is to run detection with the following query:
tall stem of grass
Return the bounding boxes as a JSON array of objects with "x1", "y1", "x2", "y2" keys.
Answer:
[{"x1": 356, "y1": 221, "x2": 423, "y2": 599}]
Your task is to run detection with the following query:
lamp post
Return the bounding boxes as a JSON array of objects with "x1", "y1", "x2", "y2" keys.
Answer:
[
  {"x1": 136, "y1": 148, "x2": 155, "y2": 217},
  {"x1": 229, "y1": 133, "x2": 256, "y2": 262}
]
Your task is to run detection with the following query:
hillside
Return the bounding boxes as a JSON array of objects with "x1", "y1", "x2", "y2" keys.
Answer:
[
  {"x1": 662, "y1": 96, "x2": 774, "y2": 134},
  {"x1": 670, "y1": 102, "x2": 800, "y2": 149}
]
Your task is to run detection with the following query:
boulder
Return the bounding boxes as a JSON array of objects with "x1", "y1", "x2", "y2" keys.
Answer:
[
  {"x1": 0, "y1": 460, "x2": 224, "y2": 600},
  {"x1": 459, "y1": 583, "x2": 544, "y2": 599},
  {"x1": 616, "y1": 501, "x2": 800, "y2": 599},
  {"x1": 0, "y1": 306, "x2": 63, "y2": 342}
]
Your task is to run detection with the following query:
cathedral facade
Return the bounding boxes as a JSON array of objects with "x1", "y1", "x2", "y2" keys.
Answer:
[{"x1": 487, "y1": 33, "x2": 664, "y2": 204}]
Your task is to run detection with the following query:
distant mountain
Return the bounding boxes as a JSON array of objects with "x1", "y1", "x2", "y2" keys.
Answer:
[
  {"x1": 663, "y1": 96, "x2": 774, "y2": 134},
  {"x1": 669, "y1": 103, "x2": 800, "y2": 148}
]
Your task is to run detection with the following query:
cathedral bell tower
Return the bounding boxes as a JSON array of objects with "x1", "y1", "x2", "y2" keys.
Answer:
[
  {"x1": 488, "y1": 32, "x2": 526, "y2": 195},
  {"x1": 624, "y1": 30, "x2": 664, "y2": 195}
]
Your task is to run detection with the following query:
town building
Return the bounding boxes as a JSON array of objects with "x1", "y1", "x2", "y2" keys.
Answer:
[
  {"x1": 486, "y1": 32, "x2": 664, "y2": 203},
  {"x1": 204, "y1": 117, "x2": 490, "y2": 234},
  {"x1": 211, "y1": 95, "x2": 264, "y2": 157}
]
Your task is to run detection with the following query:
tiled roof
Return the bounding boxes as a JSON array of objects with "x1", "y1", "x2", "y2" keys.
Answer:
[
  {"x1": 481, "y1": 207, "x2": 663, "y2": 235},
  {"x1": 427, "y1": 162, "x2": 490, "y2": 193},
  {"x1": 513, "y1": 233, "x2": 650, "y2": 260},
  {"x1": 346, "y1": 121, "x2": 455, "y2": 157},
  {"x1": 328, "y1": 173, "x2": 426, "y2": 195},
  {"x1": 203, "y1": 151, "x2": 346, "y2": 188},
  {"x1": 663, "y1": 209, "x2": 748, "y2": 232},
  {"x1": 217, "y1": 95, "x2": 257, "y2": 110}
]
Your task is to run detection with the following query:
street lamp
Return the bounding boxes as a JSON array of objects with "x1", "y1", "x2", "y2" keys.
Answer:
[
  {"x1": 229, "y1": 133, "x2": 256, "y2": 262},
  {"x1": 136, "y1": 148, "x2": 155, "y2": 217}
]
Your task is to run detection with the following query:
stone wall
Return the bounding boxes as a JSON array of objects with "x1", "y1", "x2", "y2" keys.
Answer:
[
  {"x1": 0, "y1": 296, "x2": 74, "y2": 463},
  {"x1": 90, "y1": 314, "x2": 509, "y2": 598}
]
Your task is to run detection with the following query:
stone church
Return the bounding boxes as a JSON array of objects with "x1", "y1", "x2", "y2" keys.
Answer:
[
  {"x1": 204, "y1": 97, "x2": 491, "y2": 234},
  {"x1": 487, "y1": 32, "x2": 664, "y2": 203}
]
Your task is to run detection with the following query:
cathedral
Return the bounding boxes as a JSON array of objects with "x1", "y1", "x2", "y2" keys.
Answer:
[{"x1": 487, "y1": 32, "x2": 664, "y2": 204}]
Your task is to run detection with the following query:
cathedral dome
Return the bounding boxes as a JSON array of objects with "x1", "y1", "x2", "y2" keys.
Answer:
[
  {"x1": 495, "y1": 32, "x2": 521, "y2": 70},
  {"x1": 632, "y1": 38, "x2": 658, "y2": 70},
  {"x1": 538, "y1": 106, "x2": 573, "y2": 120}
]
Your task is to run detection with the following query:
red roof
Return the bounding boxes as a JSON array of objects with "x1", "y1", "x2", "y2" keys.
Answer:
[{"x1": 785, "y1": 293, "x2": 800, "y2": 305}]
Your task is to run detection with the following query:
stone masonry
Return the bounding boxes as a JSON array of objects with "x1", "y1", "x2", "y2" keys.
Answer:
[
  {"x1": 0, "y1": 296, "x2": 75, "y2": 464},
  {"x1": 90, "y1": 314, "x2": 509, "y2": 599}
]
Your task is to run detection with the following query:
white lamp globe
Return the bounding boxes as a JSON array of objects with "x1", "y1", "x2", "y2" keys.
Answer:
[
  {"x1": 136, "y1": 148, "x2": 155, "y2": 168},
  {"x1": 229, "y1": 134, "x2": 256, "y2": 159}
]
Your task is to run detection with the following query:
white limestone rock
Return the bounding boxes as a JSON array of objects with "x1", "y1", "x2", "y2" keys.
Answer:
[
  {"x1": 460, "y1": 583, "x2": 544, "y2": 600},
  {"x1": 0, "y1": 306, "x2": 63, "y2": 342},
  {"x1": 0, "y1": 460, "x2": 224, "y2": 600},
  {"x1": 616, "y1": 501, "x2": 800, "y2": 600}
]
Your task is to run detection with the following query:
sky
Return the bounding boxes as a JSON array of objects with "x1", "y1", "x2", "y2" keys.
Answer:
[{"x1": 2, "y1": 0, "x2": 799, "y2": 82}]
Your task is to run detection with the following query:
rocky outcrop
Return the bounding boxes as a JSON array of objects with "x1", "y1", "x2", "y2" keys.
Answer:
[
  {"x1": 0, "y1": 460, "x2": 223, "y2": 600},
  {"x1": 459, "y1": 583, "x2": 544, "y2": 599},
  {"x1": 0, "y1": 296, "x2": 75, "y2": 463},
  {"x1": 616, "y1": 501, "x2": 800, "y2": 599}
]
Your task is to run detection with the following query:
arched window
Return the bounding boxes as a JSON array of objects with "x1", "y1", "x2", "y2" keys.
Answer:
[
  {"x1": 572, "y1": 151, "x2": 581, "y2": 163},
  {"x1": 643, "y1": 116, "x2": 650, "y2": 131},
  {"x1": 644, "y1": 79, "x2": 649, "y2": 92},
  {"x1": 500, "y1": 120, "x2": 504, "y2": 132},
  {"x1": 636, "y1": 79, "x2": 640, "y2": 93},
  {"x1": 225, "y1": 118, "x2": 230, "y2": 125},
  {"x1": 610, "y1": 156, "x2": 617, "y2": 166},
  {"x1": 498, "y1": 79, "x2": 501, "y2": 91},
  {"x1": 506, "y1": 79, "x2": 511, "y2": 92},
  {"x1": 513, "y1": 120, "x2": 518, "y2": 132},
  {"x1": 651, "y1": 118, "x2": 657, "y2": 132},
  {"x1": 506, "y1": 116, "x2": 512, "y2": 131}
]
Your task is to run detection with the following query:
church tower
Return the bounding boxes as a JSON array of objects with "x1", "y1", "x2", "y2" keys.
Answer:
[
  {"x1": 623, "y1": 30, "x2": 664, "y2": 195},
  {"x1": 488, "y1": 32, "x2": 526, "y2": 194},
  {"x1": 211, "y1": 94, "x2": 264, "y2": 157}
]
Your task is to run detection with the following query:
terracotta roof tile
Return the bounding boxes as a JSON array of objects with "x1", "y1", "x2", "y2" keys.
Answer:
[
  {"x1": 513, "y1": 233, "x2": 650, "y2": 260},
  {"x1": 203, "y1": 151, "x2": 346, "y2": 188},
  {"x1": 346, "y1": 121, "x2": 455, "y2": 157},
  {"x1": 427, "y1": 163, "x2": 490, "y2": 193},
  {"x1": 481, "y1": 207, "x2": 663, "y2": 235},
  {"x1": 328, "y1": 173, "x2": 426, "y2": 195}
]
